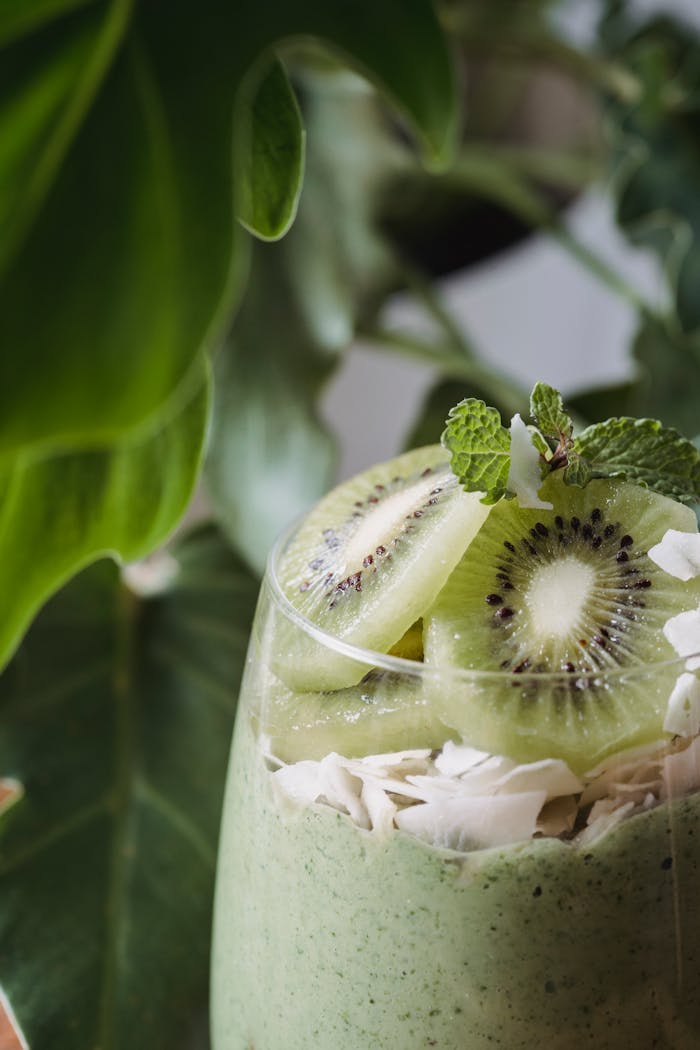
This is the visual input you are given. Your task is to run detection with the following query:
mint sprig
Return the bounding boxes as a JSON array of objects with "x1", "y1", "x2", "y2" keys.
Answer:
[
  {"x1": 442, "y1": 383, "x2": 700, "y2": 505},
  {"x1": 529, "y1": 381, "x2": 572, "y2": 452},
  {"x1": 575, "y1": 417, "x2": 700, "y2": 502},
  {"x1": 441, "y1": 399, "x2": 510, "y2": 505}
]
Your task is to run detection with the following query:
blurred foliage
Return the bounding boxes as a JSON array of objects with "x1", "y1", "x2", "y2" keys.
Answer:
[
  {"x1": 0, "y1": 527, "x2": 258, "y2": 1049},
  {"x1": 4, "y1": 0, "x2": 700, "y2": 1044}
]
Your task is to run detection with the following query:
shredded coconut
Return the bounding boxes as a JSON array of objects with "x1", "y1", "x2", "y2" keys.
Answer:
[
  {"x1": 663, "y1": 608, "x2": 700, "y2": 670},
  {"x1": 648, "y1": 529, "x2": 700, "y2": 581},
  {"x1": 271, "y1": 729, "x2": 700, "y2": 853},
  {"x1": 270, "y1": 672, "x2": 700, "y2": 852},
  {"x1": 506, "y1": 414, "x2": 553, "y2": 511}
]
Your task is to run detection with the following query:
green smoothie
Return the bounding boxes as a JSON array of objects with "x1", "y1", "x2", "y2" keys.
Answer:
[
  {"x1": 211, "y1": 712, "x2": 700, "y2": 1049},
  {"x1": 211, "y1": 389, "x2": 700, "y2": 1048}
]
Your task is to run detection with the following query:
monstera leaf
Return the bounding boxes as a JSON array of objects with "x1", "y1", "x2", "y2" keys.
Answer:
[
  {"x1": 0, "y1": 0, "x2": 456, "y2": 456},
  {"x1": 0, "y1": 367, "x2": 209, "y2": 675},
  {"x1": 0, "y1": 526, "x2": 259, "y2": 1049}
]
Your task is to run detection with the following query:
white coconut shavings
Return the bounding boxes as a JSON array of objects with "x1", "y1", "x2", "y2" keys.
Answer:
[
  {"x1": 648, "y1": 529, "x2": 700, "y2": 581},
  {"x1": 434, "y1": 741, "x2": 491, "y2": 776},
  {"x1": 664, "y1": 672, "x2": 700, "y2": 737},
  {"x1": 270, "y1": 669, "x2": 700, "y2": 851},
  {"x1": 577, "y1": 800, "x2": 636, "y2": 846},
  {"x1": 506, "y1": 414, "x2": 553, "y2": 511},
  {"x1": 395, "y1": 791, "x2": 547, "y2": 851},
  {"x1": 271, "y1": 723, "x2": 700, "y2": 852},
  {"x1": 662, "y1": 736, "x2": 700, "y2": 800},
  {"x1": 664, "y1": 609, "x2": 700, "y2": 670}
]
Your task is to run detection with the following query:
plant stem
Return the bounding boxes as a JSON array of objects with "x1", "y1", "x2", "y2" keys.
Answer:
[
  {"x1": 363, "y1": 326, "x2": 527, "y2": 418},
  {"x1": 396, "y1": 261, "x2": 480, "y2": 359}
]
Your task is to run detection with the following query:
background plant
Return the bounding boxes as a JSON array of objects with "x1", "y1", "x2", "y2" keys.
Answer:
[{"x1": 1, "y1": 0, "x2": 699, "y2": 1046}]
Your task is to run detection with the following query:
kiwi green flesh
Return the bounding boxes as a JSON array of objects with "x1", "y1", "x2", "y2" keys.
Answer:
[
  {"x1": 389, "y1": 620, "x2": 424, "y2": 661},
  {"x1": 273, "y1": 445, "x2": 490, "y2": 692},
  {"x1": 260, "y1": 669, "x2": 456, "y2": 764},
  {"x1": 424, "y1": 477, "x2": 700, "y2": 773}
]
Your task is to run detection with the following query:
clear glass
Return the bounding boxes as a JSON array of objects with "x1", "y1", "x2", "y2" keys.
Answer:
[{"x1": 211, "y1": 525, "x2": 700, "y2": 1050}]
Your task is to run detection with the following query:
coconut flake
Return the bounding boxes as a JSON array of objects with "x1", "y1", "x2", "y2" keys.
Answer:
[
  {"x1": 273, "y1": 761, "x2": 322, "y2": 805},
  {"x1": 458, "y1": 754, "x2": 517, "y2": 793},
  {"x1": 361, "y1": 778, "x2": 397, "y2": 835},
  {"x1": 662, "y1": 737, "x2": 700, "y2": 799},
  {"x1": 395, "y1": 791, "x2": 547, "y2": 851},
  {"x1": 434, "y1": 741, "x2": 491, "y2": 777},
  {"x1": 663, "y1": 608, "x2": 700, "y2": 670},
  {"x1": 664, "y1": 672, "x2": 700, "y2": 738},
  {"x1": 578, "y1": 800, "x2": 636, "y2": 845},
  {"x1": 648, "y1": 529, "x2": 700, "y2": 581},
  {"x1": 360, "y1": 749, "x2": 432, "y2": 770},
  {"x1": 506, "y1": 413, "x2": 553, "y2": 510},
  {"x1": 319, "y1": 755, "x2": 370, "y2": 829},
  {"x1": 494, "y1": 759, "x2": 583, "y2": 800},
  {"x1": 537, "y1": 795, "x2": 578, "y2": 837}
]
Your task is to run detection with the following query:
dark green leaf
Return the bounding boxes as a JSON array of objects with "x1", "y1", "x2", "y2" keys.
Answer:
[
  {"x1": 0, "y1": 367, "x2": 209, "y2": 675},
  {"x1": 602, "y1": 15, "x2": 700, "y2": 332},
  {"x1": 235, "y1": 58, "x2": 305, "y2": 241},
  {"x1": 441, "y1": 398, "x2": 511, "y2": 504},
  {"x1": 206, "y1": 240, "x2": 336, "y2": 577},
  {"x1": 0, "y1": 0, "x2": 131, "y2": 275},
  {"x1": 0, "y1": 0, "x2": 95, "y2": 47},
  {"x1": 576, "y1": 416, "x2": 700, "y2": 502},
  {"x1": 562, "y1": 454, "x2": 592, "y2": 488},
  {"x1": 280, "y1": 65, "x2": 406, "y2": 350},
  {"x1": 529, "y1": 381, "x2": 573, "y2": 442},
  {"x1": 0, "y1": 526, "x2": 259, "y2": 1048},
  {"x1": 631, "y1": 316, "x2": 700, "y2": 437},
  {"x1": 0, "y1": 0, "x2": 456, "y2": 454}
]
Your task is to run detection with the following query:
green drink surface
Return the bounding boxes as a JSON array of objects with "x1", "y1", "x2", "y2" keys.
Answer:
[{"x1": 211, "y1": 712, "x2": 700, "y2": 1050}]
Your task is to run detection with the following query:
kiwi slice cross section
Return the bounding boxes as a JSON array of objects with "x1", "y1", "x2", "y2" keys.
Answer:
[
  {"x1": 260, "y1": 668, "x2": 456, "y2": 764},
  {"x1": 425, "y1": 477, "x2": 700, "y2": 772},
  {"x1": 273, "y1": 445, "x2": 490, "y2": 691}
]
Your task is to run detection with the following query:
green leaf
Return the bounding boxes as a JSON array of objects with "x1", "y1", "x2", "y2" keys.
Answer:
[
  {"x1": 0, "y1": 367, "x2": 209, "y2": 674},
  {"x1": 0, "y1": 526, "x2": 259, "y2": 1047},
  {"x1": 576, "y1": 416, "x2": 700, "y2": 502},
  {"x1": 529, "y1": 381, "x2": 573, "y2": 443},
  {"x1": 0, "y1": 0, "x2": 456, "y2": 455},
  {"x1": 601, "y1": 15, "x2": 700, "y2": 332},
  {"x1": 0, "y1": 0, "x2": 94, "y2": 47},
  {"x1": 278, "y1": 65, "x2": 407, "y2": 351},
  {"x1": 441, "y1": 398, "x2": 511, "y2": 504},
  {"x1": 0, "y1": 0, "x2": 131, "y2": 276},
  {"x1": 235, "y1": 57, "x2": 305, "y2": 241},
  {"x1": 562, "y1": 454, "x2": 592, "y2": 488},
  {"x1": 405, "y1": 377, "x2": 525, "y2": 450},
  {"x1": 206, "y1": 239, "x2": 336, "y2": 576},
  {"x1": 631, "y1": 316, "x2": 700, "y2": 437}
]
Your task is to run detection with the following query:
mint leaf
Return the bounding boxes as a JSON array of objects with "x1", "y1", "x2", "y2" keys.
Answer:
[
  {"x1": 442, "y1": 399, "x2": 510, "y2": 504},
  {"x1": 530, "y1": 381, "x2": 573, "y2": 447},
  {"x1": 563, "y1": 454, "x2": 592, "y2": 488},
  {"x1": 576, "y1": 417, "x2": 700, "y2": 502}
]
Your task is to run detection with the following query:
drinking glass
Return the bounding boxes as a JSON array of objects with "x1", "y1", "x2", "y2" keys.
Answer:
[{"x1": 211, "y1": 523, "x2": 700, "y2": 1050}]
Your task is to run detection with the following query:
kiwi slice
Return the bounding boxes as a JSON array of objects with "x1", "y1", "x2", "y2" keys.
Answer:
[
  {"x1": 260, "y1": 668, "x2": 455, "y2": 763},
  {"x1": 424, "y1": 476, "x2": 700, "y2": 773},
  {"x1": 273, "y1": 445, "x2": 490, "y2": 691}
]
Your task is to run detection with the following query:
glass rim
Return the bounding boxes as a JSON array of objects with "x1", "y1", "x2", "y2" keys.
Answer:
[{"x1": 266, "y1": 513, "x2": 700, "y2": 684}]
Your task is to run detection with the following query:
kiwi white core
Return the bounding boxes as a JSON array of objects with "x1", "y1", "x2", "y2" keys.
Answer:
[
  {"x1": 525, "y1": 556, "x2": 596, "y2": 640},
  {"x1": 339, "y1": 475, "x2": 439, "y2": 577}
]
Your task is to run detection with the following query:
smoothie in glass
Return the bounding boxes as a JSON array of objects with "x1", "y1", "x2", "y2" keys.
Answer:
[{"x1": 211, "y1": 388, "x2": 700, "y2": 1048}]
